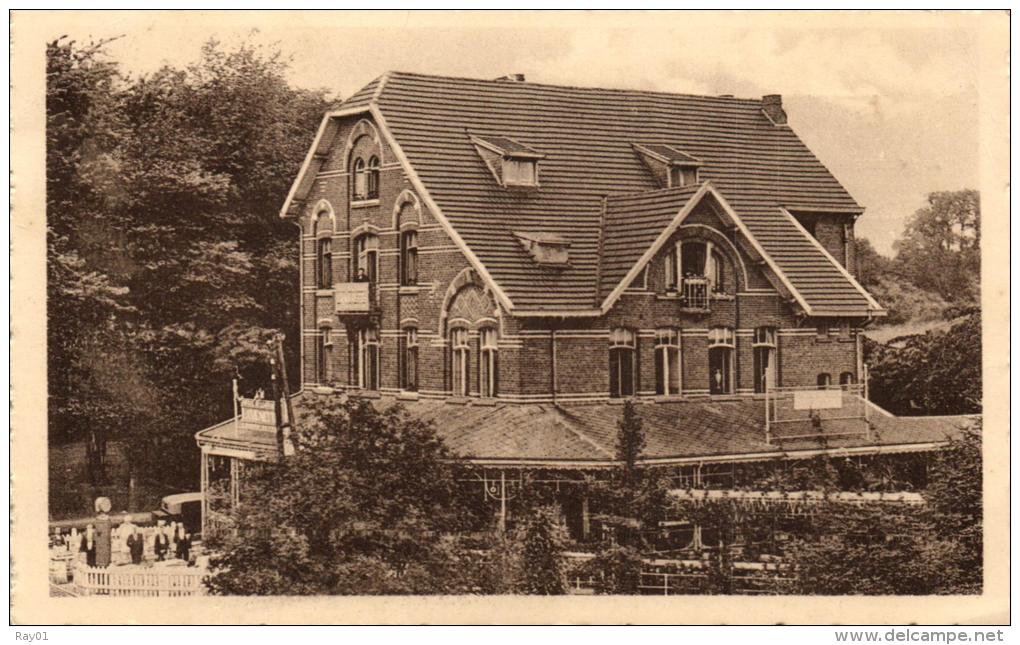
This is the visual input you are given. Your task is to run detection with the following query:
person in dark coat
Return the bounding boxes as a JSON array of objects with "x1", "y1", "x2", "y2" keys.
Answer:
[
  {"x1": 126, "y1": 527, "x2": 144, "y2": 565},
  {"x1": 80, "y1": 524, "x2": 96, "y2": 567},
  {"x1": 177, "y1": 531, "x2": 192, "y2": 563},
  {"x1": 153, "y1": 521, "x2": 170, "y2": 561}
]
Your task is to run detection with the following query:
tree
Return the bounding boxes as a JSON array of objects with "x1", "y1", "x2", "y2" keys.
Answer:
[
  {"x1": 865, "y1": 312, "x2": 981, "y2": 415},
  {"x1": 46, "y1": 36, "x2": 334, "y2": 512},
  {"x1": 924, "y1": 422, "x2": 982, "y2": 592},
  {"x1": 206, "y1": 398, "x2": 482, "y2": 595},
  {"x1": 893, "y1": 190, "x2": 980, "y2": 304},
  {"x1": 516, "y1": 505, "x2": 568, "y2": 595},
  {"x1": 616, "y1": 399, "x2": 645, "y2": 486}
]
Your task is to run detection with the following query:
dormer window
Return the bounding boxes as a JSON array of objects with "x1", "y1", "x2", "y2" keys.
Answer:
[
  {"x1": 633, "y1": 143, "x2": 703, "y2": 189},
  {"x1": 513, "y1": 231, "x2": 570, "y2": 267},
  {"x1": 503, "y1": 159, "x2": 537, "y2": 186},
  {"x1": 669, "y1": 165, "x2": 700, "y2": 188},
  {"x1": 471, "y1": 134, "x2": 545, "y2": 188}
]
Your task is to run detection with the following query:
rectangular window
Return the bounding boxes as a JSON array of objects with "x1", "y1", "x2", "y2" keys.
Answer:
[
  {"x1": 451, "y1": 328, "x2": 470, "y2": 396},
  {"x1": 654, "y1": 328, "x2": 681, "y2": 395},
  {"x1": 400, "y1": 230, "x2": 418, "y2": 286},
  {"x1": 503, "y1": 159, "x2": 537, "y2": 186},
  {"x1": 400, "y1": 328, "x2": 418, "y2": 391},
  {"x1": 665, "y1": 244, "x2": 678, "y2": 291},
  {"x1": 315, "y1": 330, "x2": 329, "y2": 383},
  {"x1": 480, "y1": 328, "x2": 498, "y2": 397},
  {"x1": 359, "y1": 327, "x2": 379, "y2": 390},
  {"x1": 708, "y1": 327, "x2": 734, "y2": 395},
  {"x1": 753, "y1": 326, "x2": 777, "y2": 394},
  {"x1": 316, "y1": 237, "x2": 332, "y2": 289},
  {"x1": 609, "y1": 328, "x2": 637, "y2": 398}
]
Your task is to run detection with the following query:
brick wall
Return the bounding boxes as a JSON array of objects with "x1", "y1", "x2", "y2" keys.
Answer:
[{"x1": 294, "y1": 114, "x2": 862, "y2": 403}]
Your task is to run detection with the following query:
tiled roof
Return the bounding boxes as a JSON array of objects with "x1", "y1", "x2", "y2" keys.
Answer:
[
  {"x1": 472, "y1": 134, "x2": 545, "y2": 158},
  {"x1": 600, "y1": 186, "x2": 701, "y2": 296},
  {"x1": 313, "y1": 72, "x2": 882, "y2": 315},
  {"x1": 634, "y1": 143, "x2": 703, "y2": 165},
  {"x1": 198, "y1": 394, "x2": 975, "y2": 466}
]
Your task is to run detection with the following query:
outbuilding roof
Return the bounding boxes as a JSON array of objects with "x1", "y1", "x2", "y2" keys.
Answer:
[
  {"x1": 284, "y1": 72, "x2": 884, "y2": 317},
  {"x1": 197, "y1": 394, "x2": 976, "y2": 467}
]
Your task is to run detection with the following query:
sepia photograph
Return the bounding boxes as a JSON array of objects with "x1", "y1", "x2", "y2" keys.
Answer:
[{"x1": 9, "y1": 8, "x2": 1010, "y2": 627}]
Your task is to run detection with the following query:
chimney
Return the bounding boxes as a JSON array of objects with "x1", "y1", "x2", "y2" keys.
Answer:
[
  {"x1": 494, "y1": 73, "x2": 526, "y2": 82},
  {"x1": 762, "y1": 94, "x2": 787, "y2": 125}
]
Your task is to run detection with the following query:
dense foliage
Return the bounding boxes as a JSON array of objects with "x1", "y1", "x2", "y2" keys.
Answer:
[
  {"x1": 781, "y1": 423, "x2": 982, "y2": 594},
  {"x1": 865, "y1": 311, "x2": 981, "y2": 416},
  {"x1": 856, "y1": 190, "x2": 980, "y2": 325},
  {"x1": 47, "y1": 36, "x2": 334, "y2": 511},
  {"x1": 206, "y1": 398, "x2": 478, "y2": 594}
]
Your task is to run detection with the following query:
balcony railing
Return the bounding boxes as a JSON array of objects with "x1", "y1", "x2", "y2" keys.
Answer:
[
  {"x1": 333, "y1": 281, "x2": 377, "y2": 316},
  {"x1": 681, "y1": 276, "x2": 710, "y2": 309}
]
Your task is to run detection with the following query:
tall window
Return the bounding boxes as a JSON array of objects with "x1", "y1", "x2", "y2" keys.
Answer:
[
  {"x1": 353, "y1": 157, "x2": 367, "y2": 200},
  {"x1": 366, "y1": 155, "x2": 380, "y2": 199},
  {"x1": 709, "y1": 249, "x2": 725, "y2": 293},
  {"x1": 315, "y1": 328, "x2": 330, "y2": 383},
  {"x1": 451, "y1": 328, "x2": 470, "y2": 396},
  {"x1": 356, "y1": 327, "x2": 380, "y2": 390},
  {"x1": 400, "y1": 230, "x2": 418, "y2": 286},
  {"x1": 752, "y1": 326, "x2": 777, "y2": 394},
  {"x1": 399, "y1": 328, "x2": 418, "y2": 392},
  {"x1": 609, "y1": 328, "x2": 637, "y2": 398},
  {"x1": 316, "y1": 237, "x2": 333, "y2": 288},
  {"x1": 664, "y1": 240, "x2": 725, "y2": 298},
  {"x1": 664, "y1": 245, "x2": 678, "y2": 291},
  {"x1": 479, "y1": 328, "x2": 499, "y2": 397},
  {"x1": 654, "y1": 328, "x2": 682, "y2": 396},
  {"x1": 839, "y1": 371, "x2": 855, "y2": 386},
  {"x1": 708, "y1": 327, "x2": 734, "y2": 395},
  {"x1": 817, "y1": 373, "x2": 832, "y2": 389},
  {"x1": 353, "y1": 234, "x2": 379, "y2": 283}
]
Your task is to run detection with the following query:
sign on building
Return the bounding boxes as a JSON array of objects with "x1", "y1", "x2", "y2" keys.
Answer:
[
  {"x1": 334, "y1": 282, "x2": 372, "y2": 313},
  {"x1": 793, "y1": 389, "x2": 844, "y2": 410}
]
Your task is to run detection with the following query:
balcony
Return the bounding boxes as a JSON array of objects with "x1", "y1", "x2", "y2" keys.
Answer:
[
  {"x1": 333, "y1": 281, "x2": 380, "y2": 320},
  {"x1": 680, "y1": 276, "x2": 710, "y2": 310},
  {"x1": 764, "y1": 383, "x2": 870, "y2": 444}
]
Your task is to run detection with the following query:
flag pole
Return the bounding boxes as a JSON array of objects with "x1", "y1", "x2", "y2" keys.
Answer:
[{"x1": 232, "y1": 375, "x2": 241, "y2": 439}]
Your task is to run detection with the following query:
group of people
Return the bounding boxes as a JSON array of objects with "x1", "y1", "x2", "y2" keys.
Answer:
[{"x1": 50, "y1": 518, "x2": 196, "y2": 567}]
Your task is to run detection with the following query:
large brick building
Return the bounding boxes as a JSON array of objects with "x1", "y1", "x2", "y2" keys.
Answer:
[{"x1": 196, "y1": 72, "x2": 972, "y2": 532}]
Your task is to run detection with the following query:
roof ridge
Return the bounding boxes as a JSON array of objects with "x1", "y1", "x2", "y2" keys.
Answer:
[
  {"x1": 384, "y1": 70, "x2": 765, "y2": 104},
  {"x1": 606, "y1": 183, "x2": 703, "y2": 204}
]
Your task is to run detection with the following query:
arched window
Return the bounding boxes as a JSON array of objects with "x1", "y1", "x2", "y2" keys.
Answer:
[
  {"x1": 315, "y1": 328, "x2": 331, "y2": 384},
  {"x1": 654, "y1": 328, "x2": 681, "y2": 396},
  {"x1": 479, "y1": 327, "x2": 499, "y2": 398},
  {"x1": 353, "y1": 157, "x2": 367, "y2": 200},
  {"x1": 817, "y1": 373, "x2": 832, "y2": 389},
  {"x1": 353, "y1": 234, "x2": 379, "y2": 284},
  {"x1": 353, "y1": 327, "x2": 380, "y2": 390},
  {"x1": 839, "y1": 371, "x2": 855, "y2": 386},
  {"x1": 399, "y1": 328, "x2": 418, "y2": 392},
  {"x1": 665, "y1": 240, "x2": 726, "y2": 306},
  {"x1": 366, "y1": 156, "x2": 380, "y2": 199},
  {"x1": 609, "y1": 328, "x2": 637, "y2": 398},
  {"x1": 316, "y1": 237, "x2": 332, "y2": 289},
  {"x1": 400, "y1": 230, "x2": 418, "y2": 286},
  {"x1": 450, "y1": 328, "x2": 470, "y2": 396},
  {"x1": 752, "y1": 326, "x2": 777, "y2": 394},
  {"x1": 708, "y1": 326, "x2": 734, "y2": 395},
  {"x1": 710, "y1": 249, "x2": 725, "y2": 293}
]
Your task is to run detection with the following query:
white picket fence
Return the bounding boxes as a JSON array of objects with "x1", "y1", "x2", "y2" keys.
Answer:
[{"x1": 73, "y1": 562, "x2": 207, "y2": 597}]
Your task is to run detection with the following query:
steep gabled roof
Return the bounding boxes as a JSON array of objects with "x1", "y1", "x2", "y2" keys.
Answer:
[{"x1": 285, "y1": 71, "x2": 884, "y2": 317}]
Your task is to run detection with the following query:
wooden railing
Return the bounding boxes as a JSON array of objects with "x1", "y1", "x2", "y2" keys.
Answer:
[{"x1": 73, "y1": 562, "x2": 207, "y2": 597}]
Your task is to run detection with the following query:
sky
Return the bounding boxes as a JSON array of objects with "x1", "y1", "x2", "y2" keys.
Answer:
[{"x1": 65, "y1": 10, "x2": 993, "y2": 255}]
